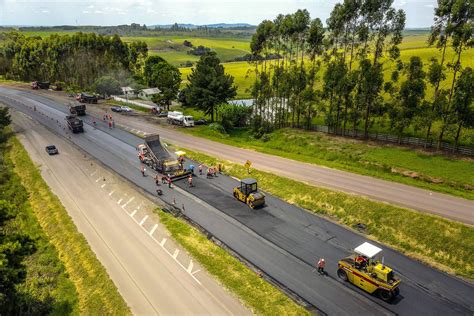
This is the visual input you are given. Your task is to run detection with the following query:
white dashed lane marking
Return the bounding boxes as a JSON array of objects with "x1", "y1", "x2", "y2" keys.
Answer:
[
  {"x1": 122, "y1": 196, "x2": 135, "y2": 209},
  {"x1": 139, "y1": 215, "x2": 148, "y2": 226},
  {"x1": 149, "y1": 224, "x2": 158, "y2": 235}
]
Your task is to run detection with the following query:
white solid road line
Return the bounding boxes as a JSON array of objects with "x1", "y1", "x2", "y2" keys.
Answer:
[
  {"x1": 139, "y1": 215, "x2": 148, "y2": 226},
  {"x1": 149, "y1": 224, "x2": 158, "y2": 236},
  {"x1": 101, "y1": 183, "x2": 106, "y2": 188},
  {"x1": 95, "y1": 177, "x2": 101, "y2": 182},
  {"x1": 108, "y1": 190, "x2": 115, "y2": 196},
  {"x1": 117, "y1": 198, "x2": 123, "y2": 205},
  {"x1": 130, "y1": 210, "x2": 137, "y2": 217}
]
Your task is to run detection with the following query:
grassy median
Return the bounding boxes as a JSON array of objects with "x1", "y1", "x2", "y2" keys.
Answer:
[
  {"x1": 158, "y1": 210, "x2": 311, "y2": 315},
  {"x1": 182, "y1": 148, "x2": 474, "y2": 281},
  {"x1": 8, "y1": 136, "x2": 131, "y2": 315}
]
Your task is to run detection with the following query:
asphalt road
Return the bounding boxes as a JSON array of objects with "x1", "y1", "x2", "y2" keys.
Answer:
[
  {"x1": 87, "y1": 98, "x2": 474, "y2": 224},
  {"x1": 17, "y1": 87, "x2": 474, "y2": 224},
  {"x1": 11, "y1": 110, "x2": 249, "y2": 315},
  {"x1": 1, "y1": 87, "x2": 473, "y2": 315}
]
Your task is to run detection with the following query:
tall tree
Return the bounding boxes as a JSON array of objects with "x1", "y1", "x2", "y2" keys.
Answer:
[
  {"x1": 184, "y1": 52, "x2": 237, "y2": 121},
  {"x1": 388, "y1": 56, "x2": 426, "y2": 141},
  {"x1": 437, "y1": 0, "x2": 473, "y2": 148},
  {"x1": 425, "y1": 0, "x2": 455, "y2": 145},
  {"x1": 145, "y1": 59, "x2": 181, "y2": 110},
  {"x1": 451, "y1": 67, "x2": 474, "y2": 149},
  {"x1": 359, "y1": 0, "x2": 406, "y2": 138}
]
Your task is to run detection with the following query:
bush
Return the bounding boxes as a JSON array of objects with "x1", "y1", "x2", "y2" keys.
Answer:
[
  {"x1": 187, "y1": 45, "x2": 212, "y2": 56},
  {"x1": 218, "y1": 103, "x2": 252, "y2": 131},
  {"x1": 94, "y1": 76, "x2": 121, "y2": 96},
  {"x1": 208, "y1": 122, "x2": 227, "y2": 134},
  {"x1": 251, "y1": 115, "x2": 273, "y2": 138}
]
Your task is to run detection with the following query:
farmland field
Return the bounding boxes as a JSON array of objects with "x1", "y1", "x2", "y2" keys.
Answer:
[{"x1": 179, "y1": 34, "x2": 473, "y2": 99}]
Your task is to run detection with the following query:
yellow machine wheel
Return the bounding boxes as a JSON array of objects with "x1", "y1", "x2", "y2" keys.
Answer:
[
  {"x1": 337, "y1": 269, "x2": 348, "y2": 281},
  {"x1": 248, "y1": 201, "x2": 255, "y2": 209}
]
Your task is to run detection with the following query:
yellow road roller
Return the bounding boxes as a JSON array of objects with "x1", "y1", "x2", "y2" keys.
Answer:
[
  {"x1": 233, "y1": 178, "x2": 265, "y2": 209},
  {"x1": 337, "y1": 242, "x2": 401, "y2": 302}
]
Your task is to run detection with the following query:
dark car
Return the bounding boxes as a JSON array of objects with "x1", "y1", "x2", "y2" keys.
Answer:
[
  {"x1": 157, "y1": 111, "x2": 168, "y2": 117},
  {"x1": 111, "y1": 106, "x2": 122, "y2": 112},
  {"x1": 195, "y1": 118, "x2": 208, "y2": 125},
  {"x1": 45, "y1": 145, "x2": 59, "y2": 155}
]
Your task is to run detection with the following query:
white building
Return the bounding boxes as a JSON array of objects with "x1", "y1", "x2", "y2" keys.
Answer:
[
  {"x1": 121, "y1": 86, "x2": 136, "y2": 98},
  {"x1": 138, "y1": 88, "x2": 161, "y2": 101}
]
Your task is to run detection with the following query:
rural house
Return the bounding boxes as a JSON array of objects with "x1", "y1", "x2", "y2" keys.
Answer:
[
  {"x1": 138, "y1": 88, "x2": 161, "y2": 101},
  {"x1": 121, "y1": 86, "x2": 136, "y2": 98}
]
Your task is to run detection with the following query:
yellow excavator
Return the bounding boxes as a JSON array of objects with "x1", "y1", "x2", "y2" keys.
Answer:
[
  {"x1": 233, "y1": 178, "x2": 265, "y2": 209},
  {"x1": 337, "y1": 242, "x2": 401, "y2": 302}
]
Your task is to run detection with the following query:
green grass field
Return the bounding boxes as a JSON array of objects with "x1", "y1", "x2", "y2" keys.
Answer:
[
  {"x1": 181, "y1": 148, "x2": 474, "y2": 280},
  {"x1": 122, "y1": 35, "x2": 250, "y2": 66}
]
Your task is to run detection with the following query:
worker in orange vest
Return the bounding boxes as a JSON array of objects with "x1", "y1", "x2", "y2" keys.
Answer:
[
  {"x1": 188, "y1": 175, "x2": 193, "y2": 187},
  {"x1": 317, "y1": 258, "x2": 325, "y2": 275}
]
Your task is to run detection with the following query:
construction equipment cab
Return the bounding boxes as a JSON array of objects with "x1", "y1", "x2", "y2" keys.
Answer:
[
  {"x1": 233, "y1": 178, "x2": 265, "y2": 209},
  {"x1": 337, "y1": 242, "x2": 401, "y2": 302}
]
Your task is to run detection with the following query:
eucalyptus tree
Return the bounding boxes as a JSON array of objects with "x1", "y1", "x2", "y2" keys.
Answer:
[
  {"x1": 451, "y1": 67, "x2": 474, "y2": 149},
  {"x1": 388, "y1": 56, "x2": 427, "y2": 141},
  {"x1": 437, "y1": 0, "x2": 473, "y2": 148},
  {"x1": 358, "y1": 0, "x2": 406, "y2": 138}
]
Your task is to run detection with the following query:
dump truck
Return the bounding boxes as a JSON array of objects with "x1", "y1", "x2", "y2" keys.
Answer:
[
  {"x1": 167, "y1": 111, "x2": 194, "y2": 127},
  {"x1": 233, "y1": 178, "x2": 266, "y2": 209},
  {"x1": 69, "y1": 103, "x2": 86, "y2": 116},
  {"x1": 137, "y1": 134, "x2": 191, "y2": 180},
  {"x1": 77, "y1": 93, "x2": 98, "y2": 104},
  {"x1": 337, "y1": 242, "x2": 401, "y2": 302},
  {"x1": 31, "y1": 81, "x2": 50, "y2": 90},
  {"x1": 66, "y1": 115, "x2": 84, "y2": 133}
]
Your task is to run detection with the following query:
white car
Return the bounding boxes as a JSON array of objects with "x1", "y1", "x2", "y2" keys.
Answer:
[{"x1": 120, "y1": 106, "x2": 132, "y2": 112}]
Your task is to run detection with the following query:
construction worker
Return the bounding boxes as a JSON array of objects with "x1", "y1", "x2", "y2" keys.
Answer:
[
  {"x1": 155, "y1": 174, "x2": 160, "y2": 186},
  {"x1": 317, "y1": 258, "x2": 325, "y2": 275},
  {"x1": 167, "y1": 176, "x2": 172, "y2": 188},
  {"x1": 198, "y1": 164, "x2": 203, "y2": 175},
  {"x1": 189, "y1": 164, "x2": 195, "y2": 174},
  {"x1": 188, "y1": 175, "x2": 193, "y2": 187},
  {"x1": 218, "y1": 163, "x2": 222, "y2": 174},
  {"x1": 140, "y1": 165, "x2": 145, "y2": 177},
  {"x1": 355, "y1": 255, "x2": 368, "y2": 269}
]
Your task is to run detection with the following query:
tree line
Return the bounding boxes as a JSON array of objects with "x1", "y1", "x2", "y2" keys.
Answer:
[
  {"x1": 249, "y1": 0, "x2": 473, "y2": 149},
  {"x1": 0, "y1": 32, "x2": 148, "y2": 88}
]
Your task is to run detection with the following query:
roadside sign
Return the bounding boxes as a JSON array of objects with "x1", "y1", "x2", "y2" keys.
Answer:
[{"x1": 244, "y1": 160, "x2": 252, "y2": 170}]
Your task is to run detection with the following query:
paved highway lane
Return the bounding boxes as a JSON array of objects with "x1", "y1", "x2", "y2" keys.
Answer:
[
  {"x1": 1, "y1": 88, "x2": 473, "y2": 315},
  {"x1": 10, "y1": 110, "x2": 249, "y2": 315},
  {"x1": 15, "y1": 88, "x2": 474, "y2": 224}
]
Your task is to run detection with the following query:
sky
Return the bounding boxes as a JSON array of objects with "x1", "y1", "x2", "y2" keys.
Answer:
[{"x1": 0, "y1": 0, "x2": 438, "y2": 28}]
